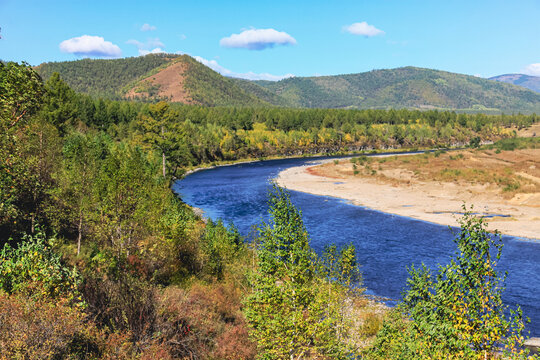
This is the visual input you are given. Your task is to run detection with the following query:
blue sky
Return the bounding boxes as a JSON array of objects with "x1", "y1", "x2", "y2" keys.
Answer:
[{"x1": 1, "y1": 0, "x2": 539, "y2": 80}]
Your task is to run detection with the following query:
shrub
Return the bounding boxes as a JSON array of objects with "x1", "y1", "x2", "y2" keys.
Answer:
[
  {"x1": 244, "y1": 186, "x2": 361, "y2": 359},
  {"x1": 81, "y1": 262, "x2": 156, "y2": 345},
  {"x1": 369, "y1": 210, "x2": 530, "y2": 359},
  {"x1": 0, "y1": 294, "x2": 102, "y2": 359},
  {"x1": 154, "y1": 284, "x2": 256, "y2": 359},
  {"x1": 0, "y1": 230, "x2": 81, "y2": 302}
]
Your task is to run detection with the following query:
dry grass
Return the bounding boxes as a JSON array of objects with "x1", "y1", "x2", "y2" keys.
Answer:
[{"x1": 311, "y1": 145, "x2": 540, "y2": 201}]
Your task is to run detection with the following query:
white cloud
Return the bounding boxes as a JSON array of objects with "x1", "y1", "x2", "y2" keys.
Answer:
[
  {"x1": 220, "y1": 28, "x2": 296, "y2": 50},
  {"x1": 139, "y1": 48, "x2": 165, "y2": 56},
  {"x1": 127, "y1": 38, "x2": 165, "y2": 56},
  {"x1": 522, "y1": 63, "x2": 540, "y2": 76},
  {"x1": 140, "y1": 23, "x2": 156, "y2": 32},
  {"x1": 193, "y1": 55, "x2": 293, "y2": 81},
  {"x1": 59, "y1": 35, "x2": 121, "y2": 58},
  {"x1": 344, "y1": 22, "x2": 385, "y2": 37}
]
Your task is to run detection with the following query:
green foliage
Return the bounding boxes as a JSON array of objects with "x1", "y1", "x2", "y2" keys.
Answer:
[
  {"x1": 0, "y1": 61, "x2": 44, "y2": 131},
  {"x1": 0, "y1": 62, "x2": 44, "y2": 228},
  {"x1": 181, "y1": 55, "x2": 268, "y2": 107},
  {"x1": 36, "y1": 56, "x2": 540, "y2": 112},
  {"x1": 469, "y1": 136, "x2": 481, "y2": 148},
  {"x1": 41, "y1": 72, "x2": 79, "y2": 133},
  {"x1": 37, "y1": 54, "x2": 269, "y2": 107},
  {"x1": 36, "y1": 54, "x2": 175, "y2": 98},
  {"x1": 245, "y1": 186, "x2": 361, "y2": 359},
  {"x1": 201, "y1": 219, "x2": 242, "y2": 280},
  {"x1": 256, "y1": 66, "x2": 540, "y2": 113},
  {"x1": 320, "y1": 243, "x2": 362, "y2": 288},
  {"x1": 136, "y1": 101, "x2": 193, "y2": 177},
  {"x1": 490, "y1": 136, "x2": 540, "y2": 151},
  {"x1": 369, "y1": 210, "x2": 531, "y2": 359},
  {"x1": 0, "y1": 230, "x2": 81, "y2": 302}
]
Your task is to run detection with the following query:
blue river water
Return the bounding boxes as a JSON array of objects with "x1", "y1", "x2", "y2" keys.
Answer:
[{"x1": 173, "y1": 155, "x2": 540, "y2": 336}]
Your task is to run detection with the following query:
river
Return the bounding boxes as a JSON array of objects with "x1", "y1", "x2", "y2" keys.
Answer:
[{"x1": 173, "y1": 155, "x2": 540, "y2": 336}]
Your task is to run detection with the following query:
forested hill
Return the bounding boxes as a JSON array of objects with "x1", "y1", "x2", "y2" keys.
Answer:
[
  {"x1": 36, "y1": 54, "x2": 268, "y2": 107},
  {"x1": 35, "y1": 54, "x2": 175, "y2": 98},
  {"x1": 489, "y1": 74, "x2": 540, "y2": 93},
  {"x1": 247, "y1": 67, "x2": 540, "y2": 113},
  {"x1": 36, "y1": 55, "x2": 540, "y2": 112}
]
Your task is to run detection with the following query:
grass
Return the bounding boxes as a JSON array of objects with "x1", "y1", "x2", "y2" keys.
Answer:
[{"x1": 316, "y1": 136, "x2": 539, "y2": 199}]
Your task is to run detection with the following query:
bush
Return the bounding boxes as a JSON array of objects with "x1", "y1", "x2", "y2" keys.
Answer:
[
  {"x1": 200, "y1": 219, "x2": 243, "y2": 280},
  {"x1": 369, "y1": 209, "x2": 531, "y2": 359},
  {"x1": 244, "y1": 186, "x2": 362, "y2": 359},
  {"x1": 0, "y1": 294, "x2": 102, "y2": 359},
  {"x1": 469, "y1": 136, "x2": 481, "y2": 148},
  {"x1": 0, "y1": 230, "x2": 81, "y2": 302},
  {"x1": 81, "y1": 259, "x2": 156, "y2": 345},
  {"x1": 154, "y1": 284, "x2": 256, "y2": 359}
]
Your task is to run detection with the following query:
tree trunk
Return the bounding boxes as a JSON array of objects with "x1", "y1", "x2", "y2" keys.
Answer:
[
  {"x1": 77, "y1": 211, "x2": 82, "y2": 255},
  {"x1": 161, "y1": 125, "x2": 166, "y2": 178},
  {"x1": 162, "y1": 151, "x2": 166, "y2": 178}
]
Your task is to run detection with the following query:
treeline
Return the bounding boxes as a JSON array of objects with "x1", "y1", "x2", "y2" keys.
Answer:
[
  {"x1": 0, "y1": 62, "x2": 537, "y2": 359},
  {"x1": 25, "y1": 75, "x2": 538, "y2": 176}
]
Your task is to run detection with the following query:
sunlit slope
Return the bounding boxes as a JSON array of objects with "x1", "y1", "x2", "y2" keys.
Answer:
[
  {"x1": 255, "y1": 67, "x2": 540, "y2": 113},
  {"x1": 36, "y1": 54, "x2": 268, "y2": 106},
  {"x1": 36, "y1": 57, "x2": 540, "y2": 112}
]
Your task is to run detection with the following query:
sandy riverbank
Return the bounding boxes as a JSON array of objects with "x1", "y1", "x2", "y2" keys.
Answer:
[{"x1": 276, "y1": 155, "x2": 540, "y2": 240}]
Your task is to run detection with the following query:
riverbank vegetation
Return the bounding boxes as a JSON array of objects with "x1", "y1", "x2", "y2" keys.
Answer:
[{"x1": 1, "y1": 61, "x2": 538, "y2": 358}]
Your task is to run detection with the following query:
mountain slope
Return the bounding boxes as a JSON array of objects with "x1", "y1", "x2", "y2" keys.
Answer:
[
  {"x1": 489, "y1": 74, "x2": 540, "y2": 93},
  {"x1": 36, "y1": 54, "x2": 268, "y2": 106},
  {"x1": 35, "y1": 54, "x2": 176, "y2": 98},
  {"x1": 229, "y1": 77, "x2": 295, "y2": 107},
  {"x1": 253, "y1": 67, "x2": 540, "y2": 113},
  {"x1": 36, "y1": 56, "x2": 540, "y2": 112}
]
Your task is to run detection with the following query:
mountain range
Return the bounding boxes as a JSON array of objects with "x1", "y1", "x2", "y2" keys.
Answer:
[
  {"x1": 35, "y1": 54, "x2": 540, "y2": 113},
  {"x1": 489, "y1": 74, "x2": 540, "y2": 93}
]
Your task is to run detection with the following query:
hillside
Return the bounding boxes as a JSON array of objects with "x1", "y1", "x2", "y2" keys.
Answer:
[
  {"x1": 489, "y1": 74, "x2": 540, "y2": 93},
  {"x1": 36, "y1": 54, "x2": 268, "y2": 107},
  {"x1": 36, "y1": 56, "x2": 540, "y2": 112},
  {"x1": 254, "y1": 67, "x2": 540, "y2": 113},
  {"x1": 229, "y1": 77, "x2": 295, "y2": 107},
  {"x1": 35, "y1": 54, "x2": 176, "y2": 98}
]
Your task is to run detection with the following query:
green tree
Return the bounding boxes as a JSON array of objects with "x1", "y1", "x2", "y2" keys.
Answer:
[
  {"x1": 137, "y1": 101, "x2": 192, "y2": 178},
  {"x1": 369, "y1": 209, "x2": 531, "y2": 359},
  {"x1": 201, "y1": 219, "x2": 242, "y2": 280},
  {"x1": 50, "y1": 132, "x2": 109, "y2": 255},
  {"x1": 41, "y1": 72, "x2": 78, "y2": 133},
  {"x1": 0, "y1": 62, "x2": 46, "y2": 238},
  {"x1": 0, "y1": 61, "x2": 44, "y2": 131},
  {"x1": 245, "y1": 186, "x2": 360, "y2": 359}
]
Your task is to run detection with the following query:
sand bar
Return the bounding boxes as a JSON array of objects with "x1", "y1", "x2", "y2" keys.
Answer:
[{"x1": 276, "y1": 156, "x2": 540, "y2": 240}]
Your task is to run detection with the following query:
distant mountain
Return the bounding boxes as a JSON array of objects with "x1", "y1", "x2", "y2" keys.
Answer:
[
  {"x1": 489, "y1": 74, "x2": 540, "y2": 93},
  {"x1": 249, "y1": 67, "x2": 540, "y2": 113},
  {"x1": 36, "y1": 54, "x2": 268, "y2": 107},
  {"x1": 35, "y1": 55, "x2": 540, "y2": 113}
]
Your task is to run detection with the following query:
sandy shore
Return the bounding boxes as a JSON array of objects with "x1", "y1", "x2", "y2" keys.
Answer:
[{"x1": 276, "y1": 156, "x2": 540, "y2": 240}]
